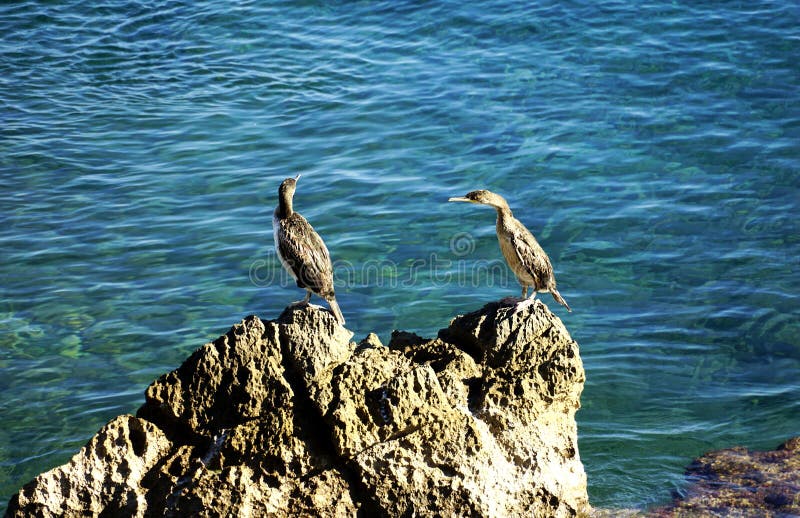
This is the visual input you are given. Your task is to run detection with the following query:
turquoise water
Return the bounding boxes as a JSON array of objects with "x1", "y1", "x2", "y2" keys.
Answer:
[{"x1": 1, "y1": 0, "x2": 799, "y2": 512}]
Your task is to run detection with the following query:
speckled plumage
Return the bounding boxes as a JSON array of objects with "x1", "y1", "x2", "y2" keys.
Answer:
[
  {"x1": 449, "y1": 189, "x2": 571, "y2": 312},
  {"x1": 273, "y1": 176, "x2": 345, "y2": 324}
]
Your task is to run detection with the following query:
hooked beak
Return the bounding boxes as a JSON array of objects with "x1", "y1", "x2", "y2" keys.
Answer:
[
  {"x1": 448, "y1": 196, "x2": 472, "y2": 203},
  {"x1": 294, "y1": 174, "x2": 301, "y2": 181}
]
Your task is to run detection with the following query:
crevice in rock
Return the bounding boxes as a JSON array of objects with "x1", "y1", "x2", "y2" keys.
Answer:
[
  {"x1": 465, "y1": 376, "x2": 485, "y2": 414},
  {"x1": 139, "y1": 446, "x2": 198, "y2": 516},
  {"x1": 275, "y1": 326, "x2": 384, "y2": 517},
  {"x1": 368, "y1": 423, "x2": 425, "y2": 453},
  {"x1": 136, "y1": 397, "x2": 203, "y2": 449},
  {"x1": 366, "y1": 385, "x2": 392, "y2": 426},
  {"x1": 437, "y1": 327, "x2": 485, "y2": 364},
  {"x1": 199, "y1": 429, "x2": 228, "y2": 467},
  {"x1": 151, "y1": 428, "x2": 232, "y2": 514},
  {"x1": 128, "y1": 420, "x2": 147, "y2": 458},
  {"x1": 160, "y1": 469, "x2": 194, "y2": 515}
]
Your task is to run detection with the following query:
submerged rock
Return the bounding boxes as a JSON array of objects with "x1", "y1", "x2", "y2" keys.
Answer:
[
  {"x1": 5, "y1": 300, "x2": 589, "y2": 517},
  {"x1": 648, "y1": 437, "x2": 800, "y2": 517}
]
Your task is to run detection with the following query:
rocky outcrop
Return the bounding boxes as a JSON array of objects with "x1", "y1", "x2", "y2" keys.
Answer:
[
  {"x1": 648, "y1": 436, "x2": 800, "y2": 517},
  {"x1": 5, "y1": 300, "x2": 589, "y2": 517}
]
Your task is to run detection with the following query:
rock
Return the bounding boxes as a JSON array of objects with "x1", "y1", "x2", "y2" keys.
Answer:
[
  {"x1": 6, "y1": 415, "x2": 172, "y2": 517},
  {"x1": 136, "y1": 315, "x2": 293, "y2": 442},
  {"x1": 648, "y1": 436, "x2": 800, "y2": 517},
  {"x1": 5, "y1": 299, "x2": 589, "y2": 517}
]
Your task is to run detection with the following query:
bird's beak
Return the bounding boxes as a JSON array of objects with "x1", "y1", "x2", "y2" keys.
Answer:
[
  {"x1": 448, "y1": 197, "x2": 471, "y2": 203},
  {"x1": 294, "y1": 174, "x2": 302, "y2": 181}
]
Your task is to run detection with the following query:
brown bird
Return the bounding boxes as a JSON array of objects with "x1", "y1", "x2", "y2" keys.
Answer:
[
  {"x1": 273, "y1": 175, "x2": 345, "y2": 324},
  {"x1": 448, "y1": 189, "x2": 571, "y2": 312}
]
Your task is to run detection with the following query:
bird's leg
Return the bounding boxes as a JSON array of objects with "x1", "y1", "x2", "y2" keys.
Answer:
[
  {"x1": 503, "y1": 285, "x2": 531, "y2": 306},
  {"x1": 290, "y1": 289, "x2": 313, "y2": 307}
]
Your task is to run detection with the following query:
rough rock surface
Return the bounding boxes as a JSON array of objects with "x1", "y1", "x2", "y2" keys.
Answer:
[
  {"x1": 6, "y1": 299, "x2": 589, "y2": 517},
  {"x1": 648, "y1": 436, "x2": 800, "y2": 517},
  {"x1": 7, "y1": 415, "x2": 172, "y2": 517}
]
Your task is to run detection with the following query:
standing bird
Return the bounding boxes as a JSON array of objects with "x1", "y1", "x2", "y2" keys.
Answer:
[
  {"x1": 273, "y1": 175, "x2": 345, "y2": 324},
  {"x1": 448, "y1": 190, "x2": 571, "y2": 312}
]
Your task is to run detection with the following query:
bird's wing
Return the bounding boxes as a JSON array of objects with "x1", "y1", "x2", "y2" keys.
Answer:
[
  {"x1": 276, "y1": 214, "x2": 335, "y2": 296},
  {"x1": 508, "y1": 225, "x2": 553, "y2": 290}
]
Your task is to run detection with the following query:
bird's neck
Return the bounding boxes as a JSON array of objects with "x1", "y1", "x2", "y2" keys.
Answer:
[
  {"x1": 494, "y1": 206, "x2": 515, "y2": 233},
  {"x1": 494, "y1": 205, "x2": 513, "y2": 221},
  {"x1": 277, "y1": 193, "x2": 294, "y2": 219}
]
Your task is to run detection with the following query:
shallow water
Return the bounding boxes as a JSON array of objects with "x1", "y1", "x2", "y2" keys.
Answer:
[{"x1": 1, "y1": 0, "x2": 799, "y2": 512}]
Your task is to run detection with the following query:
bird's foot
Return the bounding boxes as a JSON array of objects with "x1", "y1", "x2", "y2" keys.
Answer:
[{"x1": 513, "y1": 297, "x2": 538, "y2": 313}]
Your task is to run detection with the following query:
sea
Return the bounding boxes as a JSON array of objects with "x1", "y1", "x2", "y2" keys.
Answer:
[{"x1": 1, "y1": 0, "x2": 798, "y2": 513}]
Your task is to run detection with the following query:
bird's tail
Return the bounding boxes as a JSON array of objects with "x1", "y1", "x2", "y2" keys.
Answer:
[
  {"x1": 551, "y1": 288, "x2": 572, "y2": 312},
  {"x1": 327, "y1": 296, "x2": 345, "y2": 325}
]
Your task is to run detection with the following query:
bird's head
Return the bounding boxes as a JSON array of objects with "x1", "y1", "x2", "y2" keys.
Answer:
[
  {"x1": 448, "y1": 189, "x2": 509, "y2": 210},
  {"x1": 278, "y1": 174, "x2": 301, "y2": 199}
]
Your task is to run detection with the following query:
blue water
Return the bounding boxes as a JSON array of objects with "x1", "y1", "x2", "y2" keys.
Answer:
[{"x1": 1, "y1": 0, "x2": 799, "y2": 512}]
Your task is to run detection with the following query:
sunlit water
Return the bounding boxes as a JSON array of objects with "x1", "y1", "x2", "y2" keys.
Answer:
[{"x1": 1, "y1": 1, "x2": 799, "y2": 512}]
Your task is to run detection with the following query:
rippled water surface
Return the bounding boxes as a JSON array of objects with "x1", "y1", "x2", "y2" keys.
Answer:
[{"x1": 2, "y1": 0, "x2": 799, "y2": 512}]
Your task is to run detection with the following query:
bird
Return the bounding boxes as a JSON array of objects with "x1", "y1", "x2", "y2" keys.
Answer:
[
  {"x1": 448, "y1": 189, "x2": 571, "y2": 312},
  {"x1": 272, "y1": 175, "x2": 345, "y2": 324}
]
